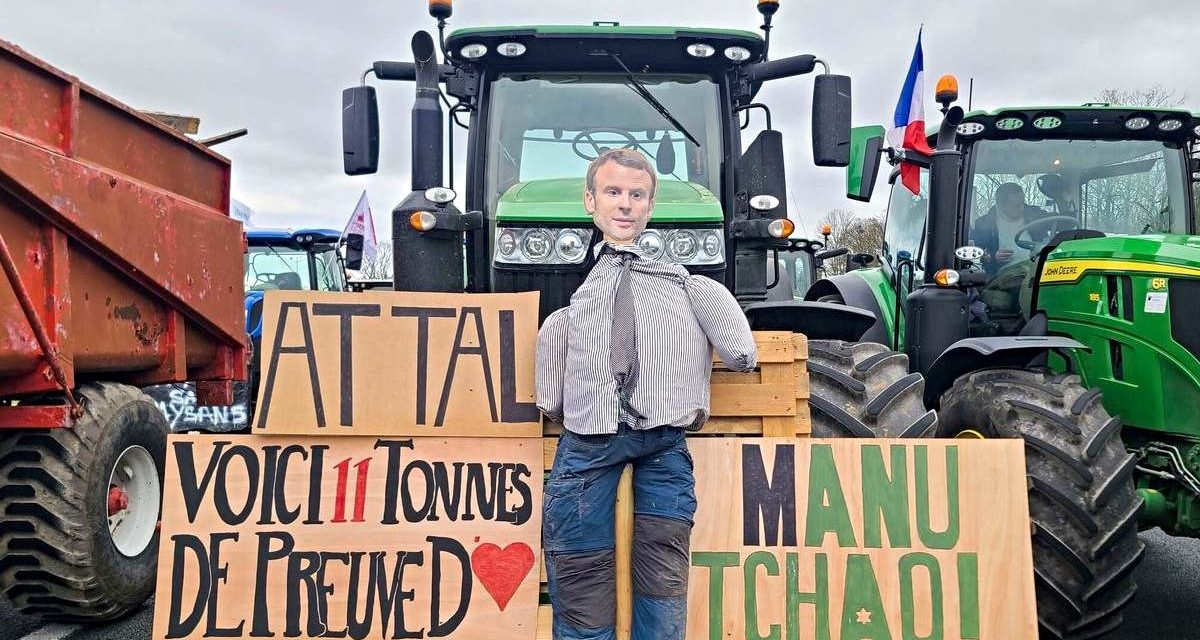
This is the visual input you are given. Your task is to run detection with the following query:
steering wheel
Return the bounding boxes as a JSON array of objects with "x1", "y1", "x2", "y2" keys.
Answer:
[
  {"x1": 571, "y1": 128, "x2": 641, "y2": 161},
  {"x1": 1014, "y1": 215, "x2": 1079, "y2": 250}
]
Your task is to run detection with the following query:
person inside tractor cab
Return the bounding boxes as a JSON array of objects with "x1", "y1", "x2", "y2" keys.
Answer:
[{"x1": 973, "y1": 182, "x2": 1052, "y2": 275}]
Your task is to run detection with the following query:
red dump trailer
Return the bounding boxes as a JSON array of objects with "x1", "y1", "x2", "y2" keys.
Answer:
[{"x1": 0, "y1": 39, "x2": 245, "y2": 620}]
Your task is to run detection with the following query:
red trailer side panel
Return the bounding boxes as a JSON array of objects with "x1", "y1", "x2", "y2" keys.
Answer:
[{"x1": 0, "y1": 39, "x2": 245, "y2": 399}]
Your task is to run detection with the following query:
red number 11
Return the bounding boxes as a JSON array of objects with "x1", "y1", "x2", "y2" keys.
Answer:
[{"x1": 332, "y1": 457, "x2": 372, "y2": 523}]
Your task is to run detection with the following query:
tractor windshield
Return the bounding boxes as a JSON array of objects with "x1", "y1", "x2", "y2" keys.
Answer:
[
  {"x1": 484, "y1": 73, "x2": 723, "y2": 212},
  {"x1": 244, "y1": 246, "x2": 345, "y2": 292},
  {"x1": 966, "y1": 138, "x2": 1191, "y2": 263},
  {"x1": 964, "y1": 138, "x2": 1190, "y2": 335}
]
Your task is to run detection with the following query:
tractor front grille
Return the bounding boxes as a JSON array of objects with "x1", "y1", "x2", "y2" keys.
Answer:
[{"x1": 1170, "y1": 279, "x2": 1200, "y2": 362}]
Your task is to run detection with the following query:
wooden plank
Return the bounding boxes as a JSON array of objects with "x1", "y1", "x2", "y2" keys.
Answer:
[
  {"x1": 759, "y1": 358, "x2": 796, "y2": 437},
  {"x1": 713, "y1": 331, "x2": 793, "y2": 365},
  {"x1": 536, "y1": 604, "x2": 552, "y2": 640},
  {"x1": 792, "y1": 333, "x2": 809, "y2": 360},
  {"x1": 711, "y1": 370, "x2": 761, "y2": 385},
  {"x1": 615, "y1": 466, "x2": 634, "y2": 639},
  {"x1": 709, "y1": 383, "x2": 794, "y2": 416},
  {"x1": 795, "y1": 369, "x2": 810, "y2": 400}
]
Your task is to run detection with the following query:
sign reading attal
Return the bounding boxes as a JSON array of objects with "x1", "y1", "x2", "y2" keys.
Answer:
[
  {"x1": 687, "y1": 438, "x2": 1038, "y2": 639},
  {"x1": 253, "y1": 291, "x2": 541, "y2": 437}
]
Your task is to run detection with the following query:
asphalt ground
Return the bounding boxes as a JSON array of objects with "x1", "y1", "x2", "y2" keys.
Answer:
[{"x1": 2, "y1": 528, "x2": 1198, "y2": 640}]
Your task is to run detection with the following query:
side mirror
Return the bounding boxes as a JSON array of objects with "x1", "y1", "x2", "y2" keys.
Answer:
[
  {"x1": 811, "y1": 74, "x2": 852, "y2": 167},
  {"x1": 343, "y1": 234, "x2": 364, "y2": 271},
  {"x1": 847, "y1": 125, "x2": 885, "y2": 202},
  {"x1": 815, "y1": 247, "x2": 849, "y2": 262},
  {"x1": 342, "y1": 85, "x2": 380, "y2": 175},
  {"x1": 655, "y1": 132, "x2": 676, "y2": 175},
  {"x1": 846, "y1": 252, "x2": 877, "y2": 271},
  {"x1": 736, "y1": 129, "x2": 787, "y2": 221}
]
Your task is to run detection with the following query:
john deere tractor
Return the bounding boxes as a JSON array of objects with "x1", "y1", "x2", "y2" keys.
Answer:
[
  {"x1": 340, "y1": 0, "x2": 939, "y2": 439},
  {"x1": 814, "y1": 81, "x2": 1200, "y2": 637}
]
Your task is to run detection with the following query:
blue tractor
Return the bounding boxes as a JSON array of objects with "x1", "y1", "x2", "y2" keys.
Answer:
[{"x1": 147, "y1": 228, "x2": 354, "y2": 431}]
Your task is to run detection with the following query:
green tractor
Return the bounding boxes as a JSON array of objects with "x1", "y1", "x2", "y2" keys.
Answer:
[
  {"x1": 815, "y1": 84, "x2": 1200, "y2": 637},
  {"x1": 340, "y1": 1, "x2": 938, "y2": 438}
]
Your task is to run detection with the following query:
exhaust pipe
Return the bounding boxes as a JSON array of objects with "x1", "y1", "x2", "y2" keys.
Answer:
[{"x1": 411, "y1": 30, "x2": 443, "y2": 191}]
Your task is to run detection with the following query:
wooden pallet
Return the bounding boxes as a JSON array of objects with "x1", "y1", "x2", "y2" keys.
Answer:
[{"x1": 535, "y1": 332, "x2": 810, "y2": 639}]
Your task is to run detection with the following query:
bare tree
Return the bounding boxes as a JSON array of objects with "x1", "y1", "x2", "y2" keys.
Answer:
[
  {"x1": 818, "y1": 209, "x2": 885, "y2": 275},
  {"x1": 1093, "y1": 84, "x2": 1187, "y2": 108},
  {"x1": 353, "y1": 241, "x2": 394, "y2": 280}
]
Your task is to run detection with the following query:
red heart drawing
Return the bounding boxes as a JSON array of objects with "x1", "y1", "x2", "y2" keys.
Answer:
[{"x1": 471, "y1": 542, "x2": 535, "y2": 612}]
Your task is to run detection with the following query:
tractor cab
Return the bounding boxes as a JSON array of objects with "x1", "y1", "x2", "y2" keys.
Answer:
[
  {"x1": 833, "y1": 104, "x2": 1199, "y2": 346},
  {"x1": 342, "y1": 1, "x2": 854, "y2": 321},
  {"x1": 244, "y1": 228, "x2": 347, "y2": 293}
]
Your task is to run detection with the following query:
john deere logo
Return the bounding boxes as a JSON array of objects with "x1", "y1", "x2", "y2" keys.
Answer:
[
  {"x1": 1043, "y1": 264, "x2": 1079, "y2": 278},
  {"x1": 1151, "y1": 278, "x2": 1168, "y2": 290}
]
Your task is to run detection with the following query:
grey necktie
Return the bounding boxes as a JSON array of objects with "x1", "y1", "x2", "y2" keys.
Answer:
[{"x1": 608, "y1": 248, "x2": 642, "y2": 422}]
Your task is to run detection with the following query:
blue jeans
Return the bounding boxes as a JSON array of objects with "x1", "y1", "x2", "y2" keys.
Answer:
[{"x1": 544, "y1": 424, "x2": 697, "y2": 640}]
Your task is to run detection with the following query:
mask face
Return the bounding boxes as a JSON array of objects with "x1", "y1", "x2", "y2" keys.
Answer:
[{"x1": 585, "y1": 162, "x2": 655, "y2": 244}]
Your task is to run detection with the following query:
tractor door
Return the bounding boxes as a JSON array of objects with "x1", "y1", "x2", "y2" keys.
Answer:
[{"x1": 880, "y1": 168, "x2": 929, "y2": 347}]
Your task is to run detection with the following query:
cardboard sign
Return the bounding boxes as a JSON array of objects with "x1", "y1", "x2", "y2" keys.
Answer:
[
  {"x1": 153, "y1": 434, "x2": 543, "y2": 640},
  {"x1": 253, "y1": 291, "x2": 540, "y2": 437},
  {"x1": 687, "y1": 438, "x2": 1037, "y2": 639}
]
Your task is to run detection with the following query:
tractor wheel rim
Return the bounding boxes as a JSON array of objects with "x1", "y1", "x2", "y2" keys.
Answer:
[
  {"x1": 954, "y1": 429, "x2": 986, "y2": 439},
  {"x1": 106, "y1": 445, "x2": 160, "y2": 557}
]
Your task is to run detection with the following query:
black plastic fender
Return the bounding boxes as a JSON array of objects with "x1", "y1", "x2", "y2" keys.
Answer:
[
  {"x1": 744, "y1": 300, "x2": 878, "y2": 342},
  {"x1": 923, "y1": 336, "x2": 1089, "y2": 407},
  {"x1": 804, "y1": 274, "x2": 889, "y2": 344}
]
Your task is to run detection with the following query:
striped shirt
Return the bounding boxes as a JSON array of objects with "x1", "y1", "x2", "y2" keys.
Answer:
[{"x1": 536, "y1": 241, "x2": 758, "y2": 435}]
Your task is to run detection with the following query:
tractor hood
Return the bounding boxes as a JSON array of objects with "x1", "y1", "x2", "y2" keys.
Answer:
[
  {"x1": 1040, "y1": 234, "x2": 1200, "y2": 283},
  {"x1": 494, "y1": 178, "x2": 723, "y2": 225}
]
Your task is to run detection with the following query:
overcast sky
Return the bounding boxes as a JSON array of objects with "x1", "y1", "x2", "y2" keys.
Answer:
[{"x1": 5, "y1": 1, "x2": 1196, "y2": 238}]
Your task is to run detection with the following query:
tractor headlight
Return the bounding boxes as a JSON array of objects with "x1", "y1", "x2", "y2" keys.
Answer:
[
  {"x1": 659, "y1": 228, "x2": 724, "y2": 266},
  {"x1": 494, "y1": 227, "x2": 594, "y2": 265},
  {"x1": 521, "y1": 230, "x2": 553, "y2": 262},
  {"x1": 666, "y1": 230, "x2": 700, "y2": 262},
  {"x1": 636, "y1": 230, "x2": 666, "y2": 260},
  {"x1": 555, "y1": 229, "x2": 587, "y2": 262}
]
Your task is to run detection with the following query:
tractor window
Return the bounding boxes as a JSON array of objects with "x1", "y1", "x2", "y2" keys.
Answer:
[
  {"x1": 245, "y1": 247, "x2": 310, "y2": 292},
  {"x1": 967, "y1": 138, "x2": 1190, "y2": 262},
  {"x1": 485, "y1": 73, "x2": 722, "y2": 213},
  {"x1": 882, "y1": 169, "x2": 929, "y2": 281},
  {"x1": 314, "y1": 249, "x2": 345, "y2": 291}
]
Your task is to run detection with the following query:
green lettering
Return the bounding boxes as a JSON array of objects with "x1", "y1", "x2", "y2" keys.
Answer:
[
  {"x1": 745, "y1": 551, "x2": 781, "y2": 640},
  {"x1": 915, "y1": 446, "x2": 960, "y2": 548},
  {"x1": 899, "y1": 552, "x2": 943, "y2": 640},
  {"x1": 840, "y1": 555, "x2": 891, "y2": 639},
  {"x1": 693, "y1": 551, "x2": 740, "y2": 640},
  {"x1": 804, "y1": 444, "x2": 856, "y2": 547},
  {"x1": 785, "y1": 553, "x2": 829, "y2": 640},
  {"x1": 957, "y1": 553, "x2": 980, "y2": 639},
  {"x1": 861, "y1": 444, "x2": 911, "y2": 548}
]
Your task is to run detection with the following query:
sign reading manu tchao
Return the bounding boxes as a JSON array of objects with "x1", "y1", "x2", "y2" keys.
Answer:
[
  {"x1": 687, "y1": 438, "x2": 1038, "y2": 639},
  {"x1": 152, "y1": 434, "x2": 544, "y2": 640},
  {"x1": 253, "y1": 291, "x2": 541, "y2": 437}
]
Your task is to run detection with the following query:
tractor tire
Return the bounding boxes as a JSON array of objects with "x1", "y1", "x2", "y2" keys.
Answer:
[
  {"x1": 807, "y1": 339, "x2": 938, "y2": 438},
  {"x1": 0, "y1": 382, "x2": 168, "y2": 621},
  {"x1": 940, "y1": 369, "x2": 1144, "y2": 640}
]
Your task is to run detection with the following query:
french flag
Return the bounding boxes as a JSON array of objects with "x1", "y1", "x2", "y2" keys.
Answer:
[{"x1": 889, "y1": 29, "x2": 934, "y2": 195}]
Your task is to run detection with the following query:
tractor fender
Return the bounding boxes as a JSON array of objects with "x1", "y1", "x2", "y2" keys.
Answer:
[
  {"x1": 804, "y1": 273, "x2": 890, "y2": 344},
  {"x1": 923, "y1": 336, "x2": 1089, "y2": 407},
  {"x1": 744, "y1": 301, "x2": 878, "y2": 342}
]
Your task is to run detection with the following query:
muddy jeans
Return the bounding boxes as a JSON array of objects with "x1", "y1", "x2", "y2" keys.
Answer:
[{"x1": 543, "y1": 423, "x2": 697, "y2": 640}]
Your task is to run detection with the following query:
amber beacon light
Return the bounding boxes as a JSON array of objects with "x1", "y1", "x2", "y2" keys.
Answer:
[{"x1": 429, "y1": 0, "x2": 452, "y2": 19}]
